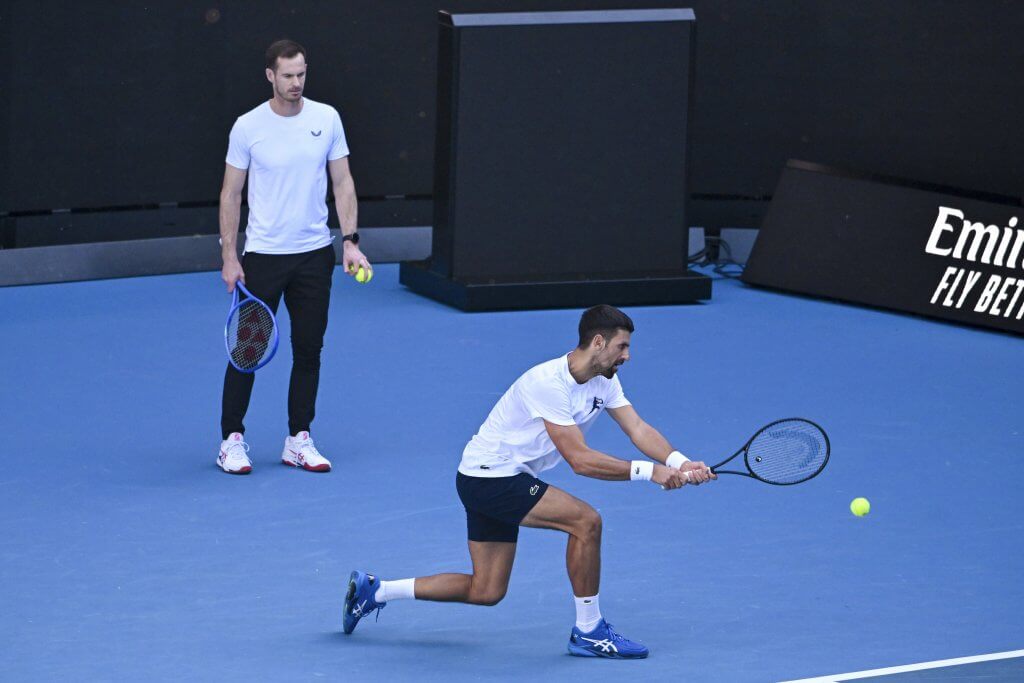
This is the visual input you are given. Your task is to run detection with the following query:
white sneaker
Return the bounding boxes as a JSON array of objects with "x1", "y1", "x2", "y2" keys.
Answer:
[
  {"x1": 282, "y1": 431, "x2": 331, "y2": 472},
  {"x1": 218, "y1": 432, "x2": 252, "y2": 474}
]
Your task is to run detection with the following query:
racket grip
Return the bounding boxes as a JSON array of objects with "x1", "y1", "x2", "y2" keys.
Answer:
[{"x1": 661, "y1": 470, "x2": 692, "y2": 491}]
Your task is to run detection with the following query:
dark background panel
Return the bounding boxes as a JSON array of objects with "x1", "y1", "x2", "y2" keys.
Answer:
[
  {"x1": 0, "y1": 3, "x2": 9, "y2": 216},
  {"x1": 3, "y1": 0, "x2": 1022, "y2": 222},
  {"x1": 6, "y1": 2, "x2": 228, "y2": 209},
  {"x1": 688, "y1": 1, "x2": 1023, "y2": 200},
  {"x1": 450, "y1": 19, "x2": 691, "y2": 280}
]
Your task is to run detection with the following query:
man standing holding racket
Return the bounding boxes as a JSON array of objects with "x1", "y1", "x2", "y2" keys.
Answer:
[
  {"x1": 216, "y1": 39, "x2": 369, "y2": 475},
  {"x1": 342, "y1": 305, "x2": 716, "y2": 657}
]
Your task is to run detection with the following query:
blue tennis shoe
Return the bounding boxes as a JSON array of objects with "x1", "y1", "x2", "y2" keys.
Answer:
[
  {"x1": 343, "y1": 570, "x2": 384, "y2": 634},
  {"x1": 567, "y1": 619, "x2": 649, "y2": 658}
]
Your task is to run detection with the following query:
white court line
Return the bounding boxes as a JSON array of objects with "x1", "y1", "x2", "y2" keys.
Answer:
[{"x1": 779, "y1": 649, "x2": 1024, "y2": 682}]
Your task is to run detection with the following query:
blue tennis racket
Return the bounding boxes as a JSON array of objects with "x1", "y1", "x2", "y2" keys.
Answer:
[
  {"x1": 224, "y1": 283, "x2": 279, "y2": 372},
  {"x1": 710, "y1": 418, "x2": 830, "y2": 485}
]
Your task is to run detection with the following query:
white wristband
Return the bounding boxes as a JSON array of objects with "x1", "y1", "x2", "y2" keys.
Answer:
[
  {"x1": 630, "y1": 460, "x2": 654, "y2": 481},
  {"x1": 666, "y1": 451, "x2": 690, "y2": 469}
]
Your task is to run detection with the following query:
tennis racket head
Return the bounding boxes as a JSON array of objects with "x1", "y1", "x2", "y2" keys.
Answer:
[
  {"x1": 224, "y1": 283, "x2": 279, "y2": 373},
  {"x1": 742, "y1": 417, "x2": 830, "y2": 485}
]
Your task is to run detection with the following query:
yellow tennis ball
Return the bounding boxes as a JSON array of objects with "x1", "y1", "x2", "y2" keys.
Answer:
[
  {"x1": 850, "y1": 497, "x2": 870, "y2": 517},
  {"x1": 355, "y1": 266, "x2": 373, "y2": 284}
]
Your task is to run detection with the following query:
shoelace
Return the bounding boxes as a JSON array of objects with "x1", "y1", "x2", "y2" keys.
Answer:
[
  {"x1": 369, "y1": 578, "x2": 386, "y2": 621},
  {"x1": 604, "y1": 623, "x2": 627, "y2": 643},
  {"x1": 225, "y1": 440, "x2": 251, "y2": 462}
]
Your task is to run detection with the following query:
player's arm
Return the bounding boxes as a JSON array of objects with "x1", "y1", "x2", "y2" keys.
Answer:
[
  {"x1": 328, "y1": 156, "x2": 367, "y2": 275},
  {"x1": 219, "y1": 163, "x2": 248, "y2": 292},
  {"x1": 543, "y1": 420, "x2": 688, "y2": 488},
  {"x1": 607, "y1": 404, "x2": 715, "y2": 482}
]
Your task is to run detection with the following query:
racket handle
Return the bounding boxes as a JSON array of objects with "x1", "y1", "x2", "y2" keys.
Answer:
[{"x1": 660, "y1": 470, "x2": 691, "y2": 491}]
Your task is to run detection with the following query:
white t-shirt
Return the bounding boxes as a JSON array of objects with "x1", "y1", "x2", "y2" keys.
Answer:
[
  {"x1": 459, "y1": 354, "x2": 631, "y2": 478},
  {"x1": 226, "y1": 98, "x2": 350, "y2": 255}
]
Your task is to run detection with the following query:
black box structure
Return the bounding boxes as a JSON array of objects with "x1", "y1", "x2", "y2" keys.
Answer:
[{"x1": 400, "y1": 9, "x2": 711, "y2": 311}]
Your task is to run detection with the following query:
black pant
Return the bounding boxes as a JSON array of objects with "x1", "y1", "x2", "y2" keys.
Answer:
[{"x1": 221, "y1": 245, "x2": 336, "y2": 439}]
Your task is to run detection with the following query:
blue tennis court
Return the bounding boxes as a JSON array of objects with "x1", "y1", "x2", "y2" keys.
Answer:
[{"x1": 1, "y1": 264, "x2": 1021, "y2": 681}]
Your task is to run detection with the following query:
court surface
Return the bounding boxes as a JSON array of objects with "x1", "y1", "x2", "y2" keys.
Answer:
[{"x1": 1, "y1": 264, "x2": 1020, "y2": 682}]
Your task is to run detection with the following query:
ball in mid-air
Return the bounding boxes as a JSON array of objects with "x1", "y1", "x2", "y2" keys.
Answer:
[{"x1": 850, "y1": 497, "x2": 870, "y2": 517}]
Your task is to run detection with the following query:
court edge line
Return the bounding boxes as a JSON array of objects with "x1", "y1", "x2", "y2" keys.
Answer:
[{"x1": 778, "y1": 648, "x2": 1024, "y2": 682}]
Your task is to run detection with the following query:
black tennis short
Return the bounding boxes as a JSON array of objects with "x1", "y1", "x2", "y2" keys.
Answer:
[{"x1": 455, "y1": 472, "x2": 550, "y2": 543}]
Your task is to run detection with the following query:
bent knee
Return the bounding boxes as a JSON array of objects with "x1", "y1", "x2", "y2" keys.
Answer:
[
  {"x1": 576, "y1": 507, "x2": 602, "y2": 541},
  {"x1": 474, "y1": 594, "x2": 505, "y2": 607},
  {"x1": 469, "y1": 587, "x2": 507, "y2": 606}
]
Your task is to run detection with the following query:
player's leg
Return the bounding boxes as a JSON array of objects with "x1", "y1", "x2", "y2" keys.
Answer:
[
  {"x1": 522, "y1": 485, "x2": 648, "y2": 659},
  {"x1": 521, "y1": 485, "x2": 601, "y2": 596},
  {"x1": 218, "y1": 252, "x2": 289, "y2": 473},
  {"x1": 280, "y1": 245, "x2": 335, "y2": 471},
  {"x1": 411, "y1": 540, "x2": 516, "y2": 605},
  {"x1": 411, "y1": 473, "x2": 534, "y2": 604},
  {"x1": 343, "y1": 474, "x2": 530, "y2": 634},
  {"x1": 343, "y1": 538, "x2": 517, "y2": 634}
]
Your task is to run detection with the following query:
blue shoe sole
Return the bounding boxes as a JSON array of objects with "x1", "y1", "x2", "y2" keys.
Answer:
[{"x1": 342, "y1": 572, "x2": 359, "y2": 634}]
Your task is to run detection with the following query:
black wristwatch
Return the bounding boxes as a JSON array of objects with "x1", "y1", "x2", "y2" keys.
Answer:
[{"x1": 342, "y1": 231, "x2": 360, "y2": 245}]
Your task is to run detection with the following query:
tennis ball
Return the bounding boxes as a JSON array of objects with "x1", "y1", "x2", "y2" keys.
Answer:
[
  {"x1": 355, "y1": 266, "x2": 373, "y2": 284},
  {"x1": 850, "y1": 497, "x2": 870, "y2": 517}
]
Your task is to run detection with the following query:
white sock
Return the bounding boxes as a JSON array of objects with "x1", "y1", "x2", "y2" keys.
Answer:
[
  {"x1": 375, "y1": 578, "x2": 416, "y2": 604},
  {"x1": 574, "y1": 594, "x2": 602, "y2": 632}
]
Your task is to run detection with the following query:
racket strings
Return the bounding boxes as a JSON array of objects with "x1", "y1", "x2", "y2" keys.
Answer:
[
  {"x1": 227, "y1": 300, "x2": 276, "y2": 371},
  {"x1": 746, "y1": 420, "x2": 828, "y2": 485}
]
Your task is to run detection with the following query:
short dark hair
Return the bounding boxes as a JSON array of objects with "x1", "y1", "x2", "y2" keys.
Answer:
[
  {"x1": 266, "y1": 39, "x2": 306, "y2": 71},
  {"x1": 578, "y1": 304, "x2": 634, "y2": 348}
]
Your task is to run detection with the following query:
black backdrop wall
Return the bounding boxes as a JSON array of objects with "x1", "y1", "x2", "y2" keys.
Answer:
[{"x1": 2, "y1": 1, "x2": 1022, "y2": 232}]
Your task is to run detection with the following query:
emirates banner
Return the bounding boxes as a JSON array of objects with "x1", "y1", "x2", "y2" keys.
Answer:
[{"x1": 744, "y1": 161, "x2": 1024, "y2": 335}]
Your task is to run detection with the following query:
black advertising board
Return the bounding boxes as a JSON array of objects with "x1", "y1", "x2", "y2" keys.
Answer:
[{"x1": 743, "y1": 161, "x2": 1024, "y2": 335}]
